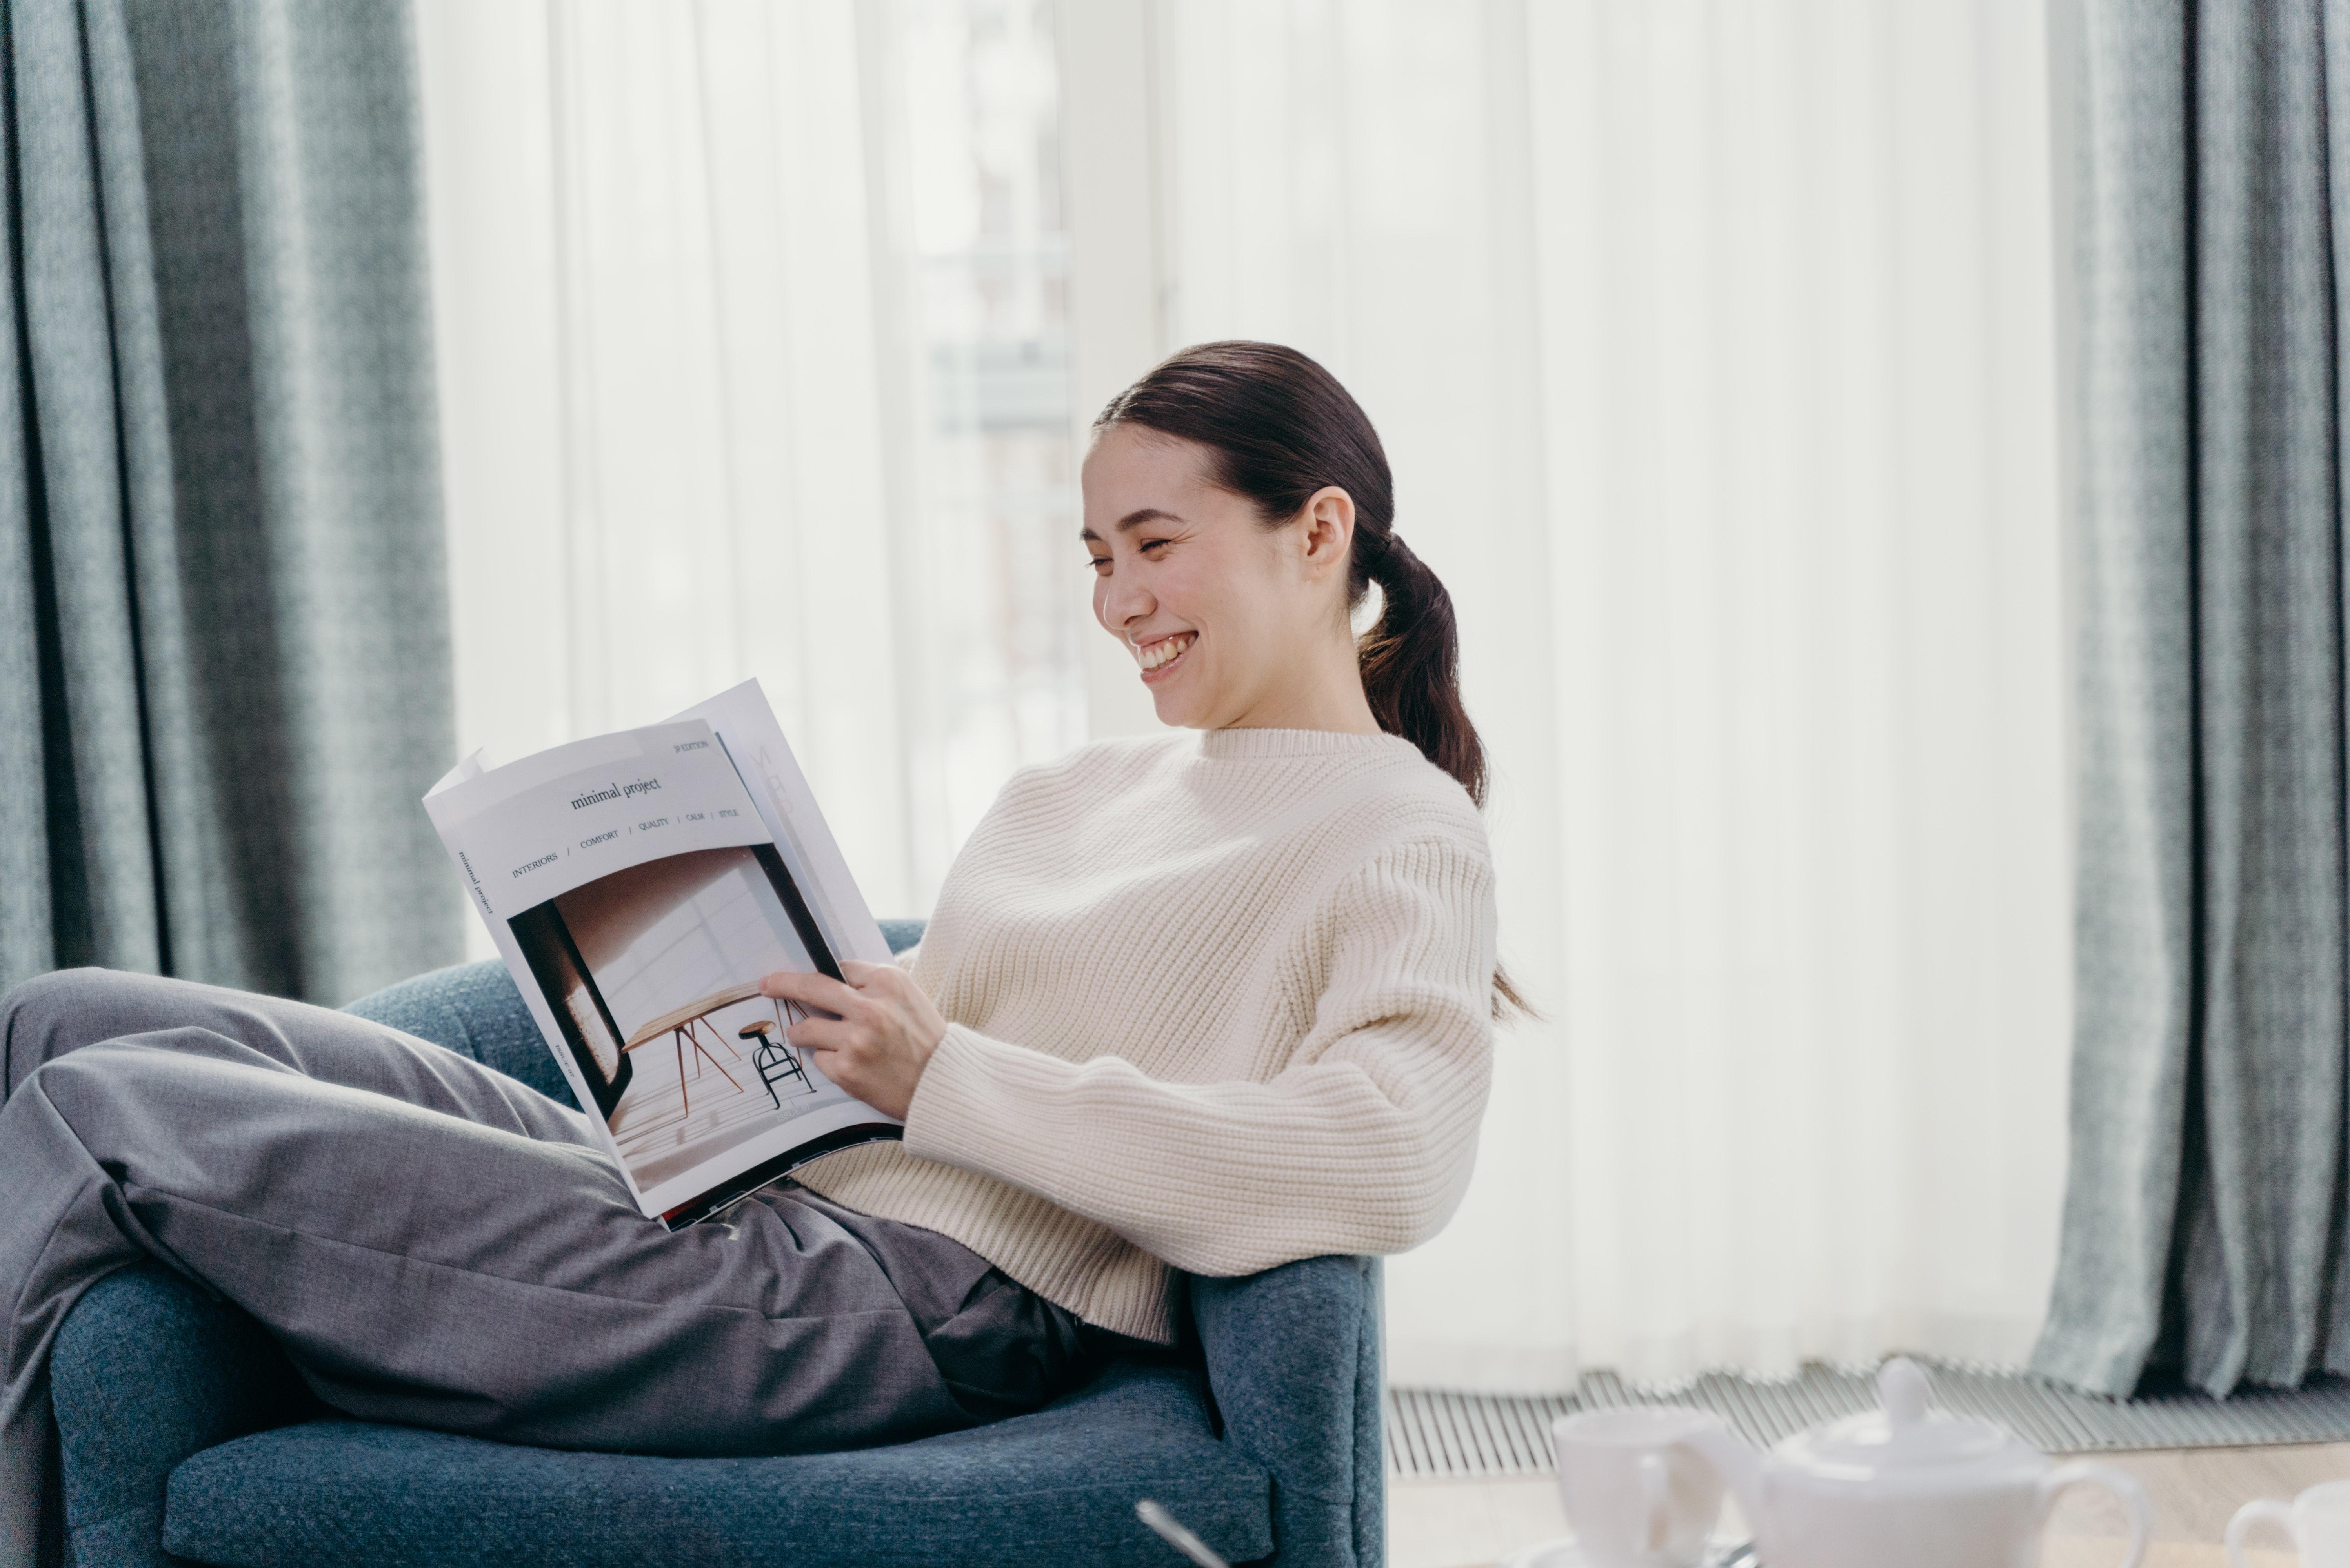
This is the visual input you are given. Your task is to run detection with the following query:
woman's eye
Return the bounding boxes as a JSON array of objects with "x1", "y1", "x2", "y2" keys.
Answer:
[
  {"x1": 1140, "y1": 538, "x2": 1171, "y2": 554},
  {"x1": 1085, "y1": 557, "x2": 1111, "y2": 573}
]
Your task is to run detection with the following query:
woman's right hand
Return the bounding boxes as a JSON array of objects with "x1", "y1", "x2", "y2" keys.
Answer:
[{"x1": 758, "y1": 962, "x2": 946, "y2": 1119}]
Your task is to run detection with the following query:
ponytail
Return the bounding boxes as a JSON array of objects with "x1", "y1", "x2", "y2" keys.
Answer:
[
  {"x1": 1357, "y1": 530, "x2": 1484, "y2": 806},
  {"x1": 1095, "y1": 341, "x2": 1531, "y2": 1018}
]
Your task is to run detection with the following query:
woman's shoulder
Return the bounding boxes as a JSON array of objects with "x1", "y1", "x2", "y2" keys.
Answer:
[
  {"x1": 1338, "y1": 737, "x2": 1490, "y2": 849},
  {"x1": 1239, "y1": 734, "x2": 1494, "y2": 895}
]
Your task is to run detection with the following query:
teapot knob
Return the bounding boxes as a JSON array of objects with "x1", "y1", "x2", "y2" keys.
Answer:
[{"x1": 1877, "y1": 1357, "x2": 1933, "y2": 1428}]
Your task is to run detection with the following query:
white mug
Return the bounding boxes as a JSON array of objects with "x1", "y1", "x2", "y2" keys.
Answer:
[
  {"x1": 1551, "y1": 1406, "x2": 1728, "y2": 1568},
  {"x1": 2230, "y1": 1479, "x2": 2350, "y2": 1567}
]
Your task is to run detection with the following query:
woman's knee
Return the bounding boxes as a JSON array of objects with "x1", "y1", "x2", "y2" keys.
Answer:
[{"x1": 2, "y1": 968, "x2": 171, "y2": 1100}]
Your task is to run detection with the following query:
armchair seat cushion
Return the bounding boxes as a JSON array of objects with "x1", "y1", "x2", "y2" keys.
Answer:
[{"x1": 162, "y1": 1360, "x2": 1271, "y2": 1568}]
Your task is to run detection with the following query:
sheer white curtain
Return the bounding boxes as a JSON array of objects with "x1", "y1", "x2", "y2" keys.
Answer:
[
  {"x1": 1066, "y1": 0, "x2": 2072, "y2": 1388},
  {"x1": 413, "y1": 0, "x2": 1085, "y2": 932}
]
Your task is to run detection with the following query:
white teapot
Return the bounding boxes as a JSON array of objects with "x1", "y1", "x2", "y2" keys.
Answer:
[{"x1": 1678, "y1": 1358, "x2": 2151, "y2": 1568}]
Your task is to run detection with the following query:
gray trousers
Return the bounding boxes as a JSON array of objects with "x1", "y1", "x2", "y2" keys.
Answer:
[{"x1": 0, "y1": 969, "x2": 1090, "y2": 1568}]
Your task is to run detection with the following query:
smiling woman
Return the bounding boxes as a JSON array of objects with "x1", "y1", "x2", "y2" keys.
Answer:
[
  {"x1": 1086, "y1": 342, "x2": 1486, "y2": 792},
  {"x1": 1080, "y1": 425, "x2": 1366, "y2": 733},
  {"x1": 774, "y1": 338, "x2": 1507, "y2": 1334},
  {"x1": 1080, "y1": 420, "x2": 1382, "y2": 737},
  {"x1": 1076, "y1": 342, "x2": 1527, "y2": 1014}
]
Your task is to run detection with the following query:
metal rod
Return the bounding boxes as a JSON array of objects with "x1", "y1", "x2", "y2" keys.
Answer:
[{"x1": 1136, "y1": 1500, "x2": 1230, "y2": 1568}]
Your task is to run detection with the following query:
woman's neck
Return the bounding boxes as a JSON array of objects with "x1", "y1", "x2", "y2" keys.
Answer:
[{"x1": 1211, "y1": 642, "x2": 1382, "y2": 734}]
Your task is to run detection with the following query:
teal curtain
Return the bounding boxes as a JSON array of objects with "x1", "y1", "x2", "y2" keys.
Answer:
[
  {"x1": 2034, "y1": 0, "x2": 2350, "y2": 1397},
  {"x1": 0, "y1": 0, "x2": 458, "y2": 1007}
]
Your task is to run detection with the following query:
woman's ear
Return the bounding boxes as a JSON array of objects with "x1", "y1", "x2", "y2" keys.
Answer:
[{"x1": 1298, "y1": 485, "x2": 1355, "y2": 579}]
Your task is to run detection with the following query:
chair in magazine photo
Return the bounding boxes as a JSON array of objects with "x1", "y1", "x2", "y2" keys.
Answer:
[
  {"x1": 741, "y1": 1010, "x2": 817, "y2": 1108},
  {"x1": 45, "y1": 921, "x2": 1388, "y2": 1568}
]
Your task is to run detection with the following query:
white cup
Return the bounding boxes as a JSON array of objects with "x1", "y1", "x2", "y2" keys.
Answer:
[
  {"x1": 1551, "y1": 1406, "x2": 1728, "y2": 1568},
  {"x1": 2230, "y1": 1480, "x2": 2350, "y2": 1567}
]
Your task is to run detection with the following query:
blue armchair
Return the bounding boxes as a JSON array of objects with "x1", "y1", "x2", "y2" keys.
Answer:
[{"x1": 46, "y1": 925, "x2": 1385, "y2": 1568}]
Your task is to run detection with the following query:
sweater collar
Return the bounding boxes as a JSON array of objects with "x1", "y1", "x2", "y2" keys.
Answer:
[{"x1": 1195, "y1": 727, "x2": 1424, "y2": 762}]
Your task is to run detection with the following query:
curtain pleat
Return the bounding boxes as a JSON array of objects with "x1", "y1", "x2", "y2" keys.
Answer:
[
  {"x1": 11, "y1": 0, "x2": 169, "y2": 977},
  {"x1": 0, "y1": 0, "x2": 458, "y2": 1006},
  {"x1": 2036, "y1": 0, "x2": 2350, "y2": 1398},
  {"x1": 0, "y1": 7, "x2": 49, "y2": 985}
]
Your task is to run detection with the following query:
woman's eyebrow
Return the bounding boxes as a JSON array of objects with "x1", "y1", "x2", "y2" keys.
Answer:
[{"x1": 1079, "y1": 507, "x2": 1184, "y2": 545}]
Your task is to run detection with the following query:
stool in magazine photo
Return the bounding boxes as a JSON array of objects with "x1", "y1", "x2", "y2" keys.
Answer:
[{"x1": 45, "y1": 922, "x2": 1387, "y2": 1568}]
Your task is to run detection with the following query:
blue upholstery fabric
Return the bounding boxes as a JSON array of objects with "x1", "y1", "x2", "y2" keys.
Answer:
[
  {"x1": 51, "y1": 1266, "x2": 316, "y2": 1568},
  {"x1": 49, "y1": 925, "x2": 1386, "y2": 1567},
  {"x1": 344, "y1": 956, "x2": 575, "y2": 1108},
  {"x1": 164, "y1": 1364, "x2": 1270, "y2": 1568},
  {"x1": 1195, "y1": 1258, "x2": 1386, "y2": 1568},
  {"x1": 877, "y1": 918, "x2": 927, "y2": 956}
]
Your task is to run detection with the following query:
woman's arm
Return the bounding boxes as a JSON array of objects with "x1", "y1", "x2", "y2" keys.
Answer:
[{"x1": 901, "y1": 836, "x2": 1497, "y2": 1276}]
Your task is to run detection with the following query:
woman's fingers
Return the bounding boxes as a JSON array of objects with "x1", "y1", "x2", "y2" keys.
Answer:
[
  {"x1": 784, "y1": 1014, "x2": 859, "y2": 1053},
  {"x1": 837, "y1": 961, "x2": 916, "y2": 1007},
  {"x1": 792, "y1": 1023, "x2": 895, "y2": 1110},
  {"x1": 760, "y1": 959, "x2": 941, "y2": 1121},
  {"x1": 759, "y1": 968, "x2": 862, "y2": 1014}
]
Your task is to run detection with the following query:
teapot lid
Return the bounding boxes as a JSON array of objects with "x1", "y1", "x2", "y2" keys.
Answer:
[{"x1": 1777, "y1": 1359, "x2": 2026, "y2": 1475}]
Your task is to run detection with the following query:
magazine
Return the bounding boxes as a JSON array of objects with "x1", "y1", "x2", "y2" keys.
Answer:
[{"x1": 422, "y1": 680, "x2": 902, "y2": 1228}]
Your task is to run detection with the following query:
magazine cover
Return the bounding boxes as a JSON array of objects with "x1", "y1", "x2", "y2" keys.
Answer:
[{"x1": 423, "y1": 688, "x2": 900, "y2": 1225}]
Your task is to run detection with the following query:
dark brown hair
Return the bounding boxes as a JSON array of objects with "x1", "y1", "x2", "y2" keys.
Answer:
[{"x1": 1095, "y1": 340, "x2": 1529, "y2": 1017}]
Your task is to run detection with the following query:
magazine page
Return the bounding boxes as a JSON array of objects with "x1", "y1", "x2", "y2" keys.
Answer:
[
  {"x1": 667, "y1": 680, "x2": 895, "y2": 967},
  {"x1": 424, "y1": 718, "x2": 900, "y2": 1225}
]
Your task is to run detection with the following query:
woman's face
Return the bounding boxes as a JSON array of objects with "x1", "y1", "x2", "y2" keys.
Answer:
[{"x1": 1080, "y1": 425, "x2": 1347, "y2": 730}]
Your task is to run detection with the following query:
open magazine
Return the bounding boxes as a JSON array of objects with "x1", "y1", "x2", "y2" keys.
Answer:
[{"x1": 422, "y1": 680, "x2": 902, "y2": 1228}]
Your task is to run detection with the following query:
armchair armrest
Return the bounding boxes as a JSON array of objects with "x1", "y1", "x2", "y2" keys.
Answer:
[
  {"x1": 1190, "y1": 1255, "x2": 1384, "y2": 1568},
  {"x1": 51, "y1": 1264, "x2": 315, "y2": 1568}
]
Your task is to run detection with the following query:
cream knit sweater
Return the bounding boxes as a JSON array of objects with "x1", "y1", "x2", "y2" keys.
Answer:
[{"x1": 795, "y1": 726, "x2": 1498, "y2": 1344}]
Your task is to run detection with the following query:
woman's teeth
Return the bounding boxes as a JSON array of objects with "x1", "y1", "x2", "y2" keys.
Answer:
[{"x1": 1137, "y1": 633, "x2": 1195, "y2": 670}]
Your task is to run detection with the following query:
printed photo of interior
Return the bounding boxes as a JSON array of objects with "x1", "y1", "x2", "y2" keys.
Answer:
[{"x1": 508, "y1": 843, "x2": 854, "y2": 1190}]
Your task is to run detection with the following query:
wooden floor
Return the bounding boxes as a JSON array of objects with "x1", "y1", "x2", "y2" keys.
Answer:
[{"x1": 1390, "y1": 1442, "x2": 2350, "y2": 1567}]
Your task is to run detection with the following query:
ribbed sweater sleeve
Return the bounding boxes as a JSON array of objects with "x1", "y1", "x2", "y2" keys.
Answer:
[{"x1": 897, "y1": 834, "x2": 1497, "y2": 1277}]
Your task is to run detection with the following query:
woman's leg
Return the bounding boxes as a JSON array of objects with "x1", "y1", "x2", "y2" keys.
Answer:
[
  {"x1": 0, "y1": 970, "x2": 970, "y2": 1568},
  {"x1": 0, "y1": 967, "x2": 591, "y2": 1139}
]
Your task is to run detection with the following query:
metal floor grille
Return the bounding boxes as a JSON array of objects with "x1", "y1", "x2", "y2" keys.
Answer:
[{"x1": 1386, "y1": 1363, "x2": 2350, "y2": 1479}]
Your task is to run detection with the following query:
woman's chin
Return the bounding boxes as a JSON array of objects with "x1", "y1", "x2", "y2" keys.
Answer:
[{"x1": 1146, "y1": 676, "x2": 1209, "y2": 728}]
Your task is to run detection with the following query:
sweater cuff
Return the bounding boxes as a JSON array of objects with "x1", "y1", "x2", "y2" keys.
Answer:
[{"x1": 904, "y1": 1023, "x2": 1070, "y2": 1176}]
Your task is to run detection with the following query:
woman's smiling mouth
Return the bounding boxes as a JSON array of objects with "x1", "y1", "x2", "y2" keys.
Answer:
[{"x1": 1134, "y1": 632, "x2": 1196, "y2": 681}]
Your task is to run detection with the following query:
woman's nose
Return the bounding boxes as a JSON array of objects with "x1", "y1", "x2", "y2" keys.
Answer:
[{"x1": 1098, "y1": 576, "x2": 1153, "y2": 630}]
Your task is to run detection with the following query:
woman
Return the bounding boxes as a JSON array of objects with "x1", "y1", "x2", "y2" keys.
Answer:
[{"x1": 0, "y1": 342, "x2": 1502, "y2": 1565}]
